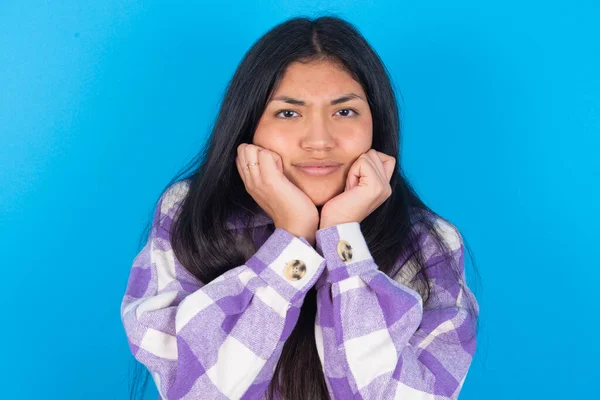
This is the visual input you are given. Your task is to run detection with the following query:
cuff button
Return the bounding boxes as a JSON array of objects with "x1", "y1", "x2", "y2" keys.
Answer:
[
  {"x1": 337, "y1": 240, "x2": 353, "y2": 261},
  {"x1": 284, "y1": 260, "x2": 307, "y2": 281}
]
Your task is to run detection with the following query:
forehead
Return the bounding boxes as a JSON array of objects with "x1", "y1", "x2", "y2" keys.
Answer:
[{"x1": 274, "y1": 59, "x2": 364, "y2": 96}]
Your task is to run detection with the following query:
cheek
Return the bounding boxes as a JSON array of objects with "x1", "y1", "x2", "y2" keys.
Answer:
[
  {"x1": 253, "y1": 129, "x2": 292, "y2": 161},
  {"x1": 254, "y1": 122, "x2": 280, "y2": 147},
  {"x1": 360, "y1": 123, "x2": 374, "y2": 148},
  {"x1": 344, "y1": 130, "x2": 373, "y2": 156}
]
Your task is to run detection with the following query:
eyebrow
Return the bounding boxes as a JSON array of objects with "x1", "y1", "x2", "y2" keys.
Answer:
[{"x1": 268, "y1": 93, "x2": 366, "y2": 106}]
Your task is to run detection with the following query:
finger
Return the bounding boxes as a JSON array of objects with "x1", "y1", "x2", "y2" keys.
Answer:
[
  {"x1": 371, "y1": 150, "x2": 393, "y2": 183},
  {"x1": 375, "y1": 151, "x2": 396, "y2": 182},
  {"x1": 356, "y1": 153, "x2": 383, "y2": 188},
  {"x1": 265, "y1": 148, "x2": 283, "y2": 173},
  {"x1": 346, "y1": 155, "x2": 372, "y2": 190},
  {"x1": 346, "y1": 161, "x2": 360, "y2": 190},
  {"x1": 244, "y1": 144, "x2": 262, "y2": 184},
  {"x1": 258, "y1": 148, "x2": 279, "y2": 181},
  {"x1": 365, "y1": 150, "x2": 386, "y2": 182},
  {"x1": 274, "y1": 152, "x2": 283, "y2": 172},
  {"x1": 237, "y1": 143, "x2": 249, "y2": 178},
  {"x1": 367, "y1": 150, "x2": 395, "y2": 183}
]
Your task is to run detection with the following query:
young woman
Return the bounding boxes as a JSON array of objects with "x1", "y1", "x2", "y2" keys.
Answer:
[{"x1": 120, "y1": 15, "x2": 480, "y2": 400}]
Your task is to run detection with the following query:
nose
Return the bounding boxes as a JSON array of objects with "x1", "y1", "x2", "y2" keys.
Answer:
[{"x1": 300, "y1": 114, "x2": 335, "y2": 151}]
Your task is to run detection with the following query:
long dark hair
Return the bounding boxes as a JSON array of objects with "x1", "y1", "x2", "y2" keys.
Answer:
[{"x1": 127, "y1": 15, "x2": 481, "y2": 400}]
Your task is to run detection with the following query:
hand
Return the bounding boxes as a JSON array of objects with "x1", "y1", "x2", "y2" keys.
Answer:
[
  {"x1": 320, "y1": 149, "x2": 395, "y2": 229},
  {"x1": 236, "y1": 143, "x2": 319, "y2": 245}
]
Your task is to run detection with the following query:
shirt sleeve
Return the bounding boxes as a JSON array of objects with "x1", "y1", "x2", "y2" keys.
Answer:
[
  {"x1": 120, "y1": 182, "x2": 326, "y2": 400},
  {"x1": 313, "y1": 219, "x2": 479, "y2": 400}
]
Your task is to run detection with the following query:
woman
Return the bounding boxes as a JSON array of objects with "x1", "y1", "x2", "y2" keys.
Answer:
[{"x1": 121, "y1": 15, "x2": 480, "y2": 400}]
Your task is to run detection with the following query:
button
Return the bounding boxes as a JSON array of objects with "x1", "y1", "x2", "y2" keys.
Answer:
[
  {"x1": 284, "y1": 260, "x2": 307, "y2": 281},
  {"x1": 337, "y1": 240, "x2": 353, "y2": 261}
]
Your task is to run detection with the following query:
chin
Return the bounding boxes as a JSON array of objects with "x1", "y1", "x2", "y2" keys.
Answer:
[
  {"x1": 305, "y1": 189, "x2": 339, "y2": 206},
  {"x1": 287, "y1": 174, "x2": 345, "y2": 206},
  {"x1": 309, "y1": 196, "x2": 330, "y2": 207}
]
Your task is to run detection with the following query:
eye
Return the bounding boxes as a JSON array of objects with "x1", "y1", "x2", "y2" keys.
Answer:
[
  {"x1": 336, "y1": 108, "x2": 359, "y2": 117},
  {"x1": 275, "y1": 110, "x2": 300, "y2": 119}
]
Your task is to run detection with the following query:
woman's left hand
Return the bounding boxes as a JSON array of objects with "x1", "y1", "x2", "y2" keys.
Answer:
[{"x1": 320, "y1": 149, "x2": 396, "y2": 229}]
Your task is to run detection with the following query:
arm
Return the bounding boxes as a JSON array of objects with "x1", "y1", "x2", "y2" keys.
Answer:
[
  {"x1": 313, "y1": 219, "x2": 479, "y2": 400},
  {"x1": 120, "y1": 181, "x2": 326, "y2": 399}
]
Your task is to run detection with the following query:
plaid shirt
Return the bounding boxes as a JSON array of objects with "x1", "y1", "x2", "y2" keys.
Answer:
[{"x1": 120, "y1": 180, "x2": 478, "y2": 399}]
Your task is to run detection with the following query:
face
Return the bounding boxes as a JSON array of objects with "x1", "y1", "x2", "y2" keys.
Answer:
[{"x1": 253, "y1": 59, "x2": 373, "y2": 206}]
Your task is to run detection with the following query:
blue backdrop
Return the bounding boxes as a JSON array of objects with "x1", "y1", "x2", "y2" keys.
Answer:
[{"x1": 1, "y1": 1, "x2": 597, "y2": 399}]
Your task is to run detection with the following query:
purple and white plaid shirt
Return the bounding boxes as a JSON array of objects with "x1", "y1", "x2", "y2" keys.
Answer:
[{"x1": 120, "y1": 180, "x2": 478, "y2": 399}]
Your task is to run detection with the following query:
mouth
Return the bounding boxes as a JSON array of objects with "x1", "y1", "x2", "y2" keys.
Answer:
[{"x1": 294, "y1": 165, "x2": 341, "y2": 176}]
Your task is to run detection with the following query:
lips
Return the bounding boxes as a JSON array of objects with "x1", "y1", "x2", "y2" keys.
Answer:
[
  {"x1": 295, "y1": 164, "x2": 341, "y2": 176},
  {"x1": 294, "y1": 160, "x2": 342, "y2": 168}
]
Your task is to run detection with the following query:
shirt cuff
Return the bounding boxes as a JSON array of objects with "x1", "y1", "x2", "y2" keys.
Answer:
[
  {"x1": 247, "y1": 227, "x2": 326, "y2": 305},
  {"x1": 315, "y1": 222, "x2": 378, "y2": 284}
]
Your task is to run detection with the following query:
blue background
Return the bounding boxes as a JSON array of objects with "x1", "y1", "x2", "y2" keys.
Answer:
[{"x1": 1, "y1": 1, "x2": 598, "y2": 398}]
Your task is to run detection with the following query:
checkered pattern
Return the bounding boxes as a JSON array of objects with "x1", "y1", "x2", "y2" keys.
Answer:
[
  {"x1": 313, "y1": 219, "x2": 478, "y2": 399},
  {"x1": 120, "y1": 181, "x2": 478, "y2": 399}
]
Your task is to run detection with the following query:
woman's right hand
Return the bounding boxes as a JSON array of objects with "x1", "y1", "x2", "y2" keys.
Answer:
[{"x1": 236, "y1": 143, "x2": 319, "y2": 245}]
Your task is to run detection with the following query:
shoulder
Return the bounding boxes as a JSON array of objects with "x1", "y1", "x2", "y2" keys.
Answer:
[
  {"x1": 398, "y1": 208, "x2": 467, "y2": 289},
  {"x1": 410, "y1": 208, "x2": 464, "y2": 258},
  {"x1": 159, "y1": 179, "x2": 192, "y2": 216},
  {"x1": 431, "y1": 216, "x2": 463, "y2": 253}
]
